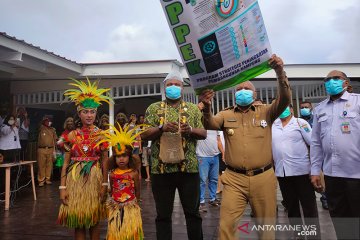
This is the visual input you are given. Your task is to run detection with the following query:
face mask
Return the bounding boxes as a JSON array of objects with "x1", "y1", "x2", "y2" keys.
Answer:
[
  {"x1": 235, "y1": 89, "x2": 254, "y2": 106},
  {"x1": 279, "y1": 107, "x2": 291, "y2": 119},
  {"x1": 300, "y1": 108, "x2": 311, "y2": 117},
  {"x1": 48, "y1": 121, "x2": 52, "y2": 127},
  {"x1": 165, "y1": 85, "x2": 182, "y2": 100},
  {"x1": 325, "y1": 79, "x2": 345, "y2": 96},
  {"x1": 8, "y1": 120, "x2": 15, "y2": 125}
]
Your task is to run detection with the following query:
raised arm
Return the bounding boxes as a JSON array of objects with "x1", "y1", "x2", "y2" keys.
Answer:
[
  {"x1": 199, "y1": 89, "x2": 225, "y2": 130},
  {"x1": 267, "y1": 55, "x2": 292, "y2": 123}
]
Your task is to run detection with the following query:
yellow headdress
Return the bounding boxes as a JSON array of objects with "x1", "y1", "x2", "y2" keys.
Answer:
[
  {"x1": 97, "y1": 123, "x2": 148, "y2": 155},
  {"x1": 64, "y1": 77, "x2": 113, "y2": 111}
]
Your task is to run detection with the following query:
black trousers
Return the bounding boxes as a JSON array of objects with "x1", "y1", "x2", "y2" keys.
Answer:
[
  {"x1": 325, "y1": 175, "x2": 360, "y2": 239},
  {"x1": 19, "y1": 140, "x2": 28, "y2": 160},
  {"x1": 151, "y1": 172, "x2": 203, "y2": 240},
  {"x1": 278, "y1": 175, "x2": 320, "y2": 238}
]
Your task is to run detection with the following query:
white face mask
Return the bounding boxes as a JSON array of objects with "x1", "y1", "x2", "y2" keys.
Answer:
[
  {"x1": 8, "y1": 120, "x2": 15, "y2": 125},
  {"x1": 48, "y1": 122, "x2": 52, "y2": 126}
]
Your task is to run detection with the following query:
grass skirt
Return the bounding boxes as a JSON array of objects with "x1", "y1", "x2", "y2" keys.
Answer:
[
  {"x1": 57, "y1": 161, "x2": 106, "y2": 228},
  {"x1": 106, "y1": 198, "x2": 143, "y2": 240}
]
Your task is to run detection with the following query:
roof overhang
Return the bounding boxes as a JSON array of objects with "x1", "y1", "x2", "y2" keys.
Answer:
[{"x1": 0, "y1": 33, "x2": 82, "y2": 80}]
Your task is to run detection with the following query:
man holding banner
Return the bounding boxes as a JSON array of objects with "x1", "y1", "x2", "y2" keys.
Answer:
[{"x1": 199, "y1": 54, "x2": 291, "y2": 239}]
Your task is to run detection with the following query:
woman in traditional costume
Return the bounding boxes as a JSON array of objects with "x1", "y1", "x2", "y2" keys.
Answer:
[
  {"x1": 57, "y1": 78, "x2": 113, "y2": 240},
  {"x1": 98, "y1": 123, "x2": 145, "y2": 240}
]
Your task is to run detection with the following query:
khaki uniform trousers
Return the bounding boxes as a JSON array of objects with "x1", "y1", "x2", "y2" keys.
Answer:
[
  {"x1": 219, "y1": 168, "x2": 277, "y2": 240},
  {"x1": 37, "y1": 147, "x2": 54, "y2": 183}
]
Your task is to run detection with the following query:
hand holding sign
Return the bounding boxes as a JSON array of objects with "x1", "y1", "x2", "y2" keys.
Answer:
[
  {"x1": 199, "y1": 89, "x2": 215, "y2": 112},
  {"x1": 268, "y1": 54, "x2": 284, "y2": 75}
]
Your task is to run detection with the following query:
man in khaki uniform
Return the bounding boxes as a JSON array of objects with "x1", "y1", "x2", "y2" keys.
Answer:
[
  {"x1": 37, "y1": 117, "x2": 57, "y2": 186},
  {"x1": 199, "y1": 54, "x2": 291, "y2": 240}
]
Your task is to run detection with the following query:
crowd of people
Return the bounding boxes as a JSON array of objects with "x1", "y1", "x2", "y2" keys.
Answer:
[{"x1": 1, "y1": 54, "x2": 359, "y2": 240}]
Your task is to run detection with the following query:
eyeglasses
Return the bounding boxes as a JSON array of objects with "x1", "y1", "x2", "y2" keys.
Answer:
[{"x1": 323, "y1": 76, "x2": 344, "y2": 82}]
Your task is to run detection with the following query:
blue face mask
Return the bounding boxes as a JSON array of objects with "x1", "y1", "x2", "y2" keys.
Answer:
[
  {"x1": 165, "y1": 85, "x2": 182, "y2": 100},
  {"x1": 325, "y1": 79, "x2": 344, "y2": 96},
  {"x1": 235, "y1": 89, "x2": 254, "y2": 106},
  {"x1": 300, "y1": 108, "x2": 311, "y2": 117},
  {"x1": 279, "y1": 107, "x2": 291, "y2": 119}
]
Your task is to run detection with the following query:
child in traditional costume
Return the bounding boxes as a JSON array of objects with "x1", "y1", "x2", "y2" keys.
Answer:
[
  {"x1": 98, "y1": 123, "x2": 145, "y2": 240},
  {"x1": 57, "y1": 78, "x2": 113, "y2": 240}
]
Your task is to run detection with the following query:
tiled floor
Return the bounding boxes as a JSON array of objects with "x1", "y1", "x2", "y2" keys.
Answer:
[{"x1": 0, "y1": 177, "x2": 337, "y2": 239}]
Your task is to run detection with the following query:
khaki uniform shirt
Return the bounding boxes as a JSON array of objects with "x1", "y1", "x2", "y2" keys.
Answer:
[
  {"x1": 203, "y1": 77, "x2": 291, "y2": 170},
  {"x1": 38, "y1": 125, "x2": 57, "y2": 148}
]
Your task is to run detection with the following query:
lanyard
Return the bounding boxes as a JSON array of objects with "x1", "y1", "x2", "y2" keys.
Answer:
[{"x1": 164, "y1": 101, "x2": 183, "y2": 129}]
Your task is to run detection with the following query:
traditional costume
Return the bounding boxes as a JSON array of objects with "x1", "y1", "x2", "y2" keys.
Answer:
[
  {"x1": 98, "y1": 124, "x2": 146, "y2": 240},
  {"x1": 57, "y1": 78, "x2": 112, "y2": 228}
]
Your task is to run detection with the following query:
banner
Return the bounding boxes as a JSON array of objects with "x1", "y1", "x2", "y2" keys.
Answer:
[{"x1": 160, "y1": 0, "x2": 272, "y2": 94}]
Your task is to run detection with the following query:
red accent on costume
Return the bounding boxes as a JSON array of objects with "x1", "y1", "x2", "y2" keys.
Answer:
[
  {"x1": 70, "y1": 126, "x2": 102, "y2": 160},
  {"x1": 111, "y1": 170, "x2": 136, "y2": 203}
]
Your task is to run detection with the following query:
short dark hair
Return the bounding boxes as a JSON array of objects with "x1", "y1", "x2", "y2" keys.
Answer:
[{"x1": 300, "y1": 101, "x2": 312, "y2": 106}]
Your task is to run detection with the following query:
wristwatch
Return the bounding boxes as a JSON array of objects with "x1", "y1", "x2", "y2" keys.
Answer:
[{"x1": 158, "y1": 124, "x2": 164, "y2": 132}]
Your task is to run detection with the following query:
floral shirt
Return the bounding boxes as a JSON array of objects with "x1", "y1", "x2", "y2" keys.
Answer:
[{"x1": 144, "y1": 101, "x2": 203, "y2": 174}]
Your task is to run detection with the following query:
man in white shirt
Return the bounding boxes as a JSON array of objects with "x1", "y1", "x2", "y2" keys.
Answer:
[
  {"x1": 311, "y1": 70, "x2": 360, "y2": 239},
  {"x1": 272, "y1": 104, "x2": 320, "y2": 238},
  {"x1": 196, "y1": 130, "x2": 224, "y2": 212}
]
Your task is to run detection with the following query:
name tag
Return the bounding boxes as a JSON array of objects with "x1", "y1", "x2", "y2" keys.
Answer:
[
  {"x1": 227, "y1": 119, "x2": 237, "y2": 122},
  {"x1": 341, "y1": 122, "x2": 351, "y2": 134}
]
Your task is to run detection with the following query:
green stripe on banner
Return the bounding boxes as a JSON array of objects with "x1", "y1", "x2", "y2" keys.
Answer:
[{"x1": 194, "y1": 61, "x2": 271, "y2": 95}]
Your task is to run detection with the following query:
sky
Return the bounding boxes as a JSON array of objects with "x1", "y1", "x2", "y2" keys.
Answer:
[{"x1": 0, "y1": 0, "x2": 359, "y2": 64}]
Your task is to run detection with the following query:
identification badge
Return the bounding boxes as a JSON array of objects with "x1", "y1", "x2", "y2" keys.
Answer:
[
  {"x1": 341, "y1": 122, "x2": 351, "y2": 134},
  {"x1": 260, "y1": 120, "x2": 268, "y2": 128},
  {"x1": 226, "y1": 129, "x2": 235, "y2": 136},
  {"x1": 301, "y1": 124, "x2": 310, "y2": 133}
]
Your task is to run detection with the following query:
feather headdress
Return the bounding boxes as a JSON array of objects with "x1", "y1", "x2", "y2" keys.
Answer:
[
  {"x1": 97, "y1": 123, "x2": 148, "y2": 155},
  {"x1": 64, "y1": 77, "x2": 113, "y2": 111}
]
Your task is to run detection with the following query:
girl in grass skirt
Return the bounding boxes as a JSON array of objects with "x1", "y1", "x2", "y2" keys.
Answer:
[{"x1": 99, "y1": 123, "x2": 145, "y2": 240}]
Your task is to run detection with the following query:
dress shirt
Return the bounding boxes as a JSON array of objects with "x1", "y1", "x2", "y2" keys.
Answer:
[
  {"x1": 310, "y1": 91, "x2": 360, "y2": 178},
  {"x1": 272, "y1": 117, "x2": 312, "y2": 177}
]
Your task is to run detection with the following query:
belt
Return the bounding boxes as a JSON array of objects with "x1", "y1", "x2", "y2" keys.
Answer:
[
  {"x1": 71, "y1": 157, "x2": 100, "y2": 162},
  {"x1": 38, "y1": 146, "x2": 54, "y2": 149},
  {"x1": 227, "y1": 163, "x2": 272, "y2": 176}
]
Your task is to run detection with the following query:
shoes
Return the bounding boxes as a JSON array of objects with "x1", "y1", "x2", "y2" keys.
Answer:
[
  {"x1": 46, "y1": 181, "x2": 52, "y2": 185},
  {"x1": 281, "y1": 200, "x2": 288, "y2": 212},
  {"x1": 209, "y1": 199, "x2": 221, "y2": 207},
  {"x1": 320, "y1": 197, "x2": 329, "y2": 210},
  {"x1": 199, "y1": 203, "x2": 207, "y2": 212},
  {"x1": 145, "y1": 178, "x2": 150, "y2": 182},
  {"x1": 38, "y1": 182, "x2": 44, "y2": 187}
]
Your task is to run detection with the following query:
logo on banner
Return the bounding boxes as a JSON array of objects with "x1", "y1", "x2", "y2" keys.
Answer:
[
  {"x1": 215, "y1": 0, "x2": 238, "y2": 18},
  {"x1": 203, "y1": 41, "x2": 217, "y2": 54}
]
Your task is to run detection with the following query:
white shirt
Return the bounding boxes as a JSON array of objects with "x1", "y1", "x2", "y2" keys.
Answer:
[
  {"x1": 310, "y1": 91, "x2": 360, "y2": 178},
  {"x1": 196, "y1": 130, "x2": 220, "y2": 157},
  {"x1": 272, "y1": 117, "x2": 312, "y2": 177},
  {"x1": 0, "y1": 125, "x2": 21, "y2": 150},
  {"x1": 219, "y1": 131, "x2": 225, "y2": 150}
]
